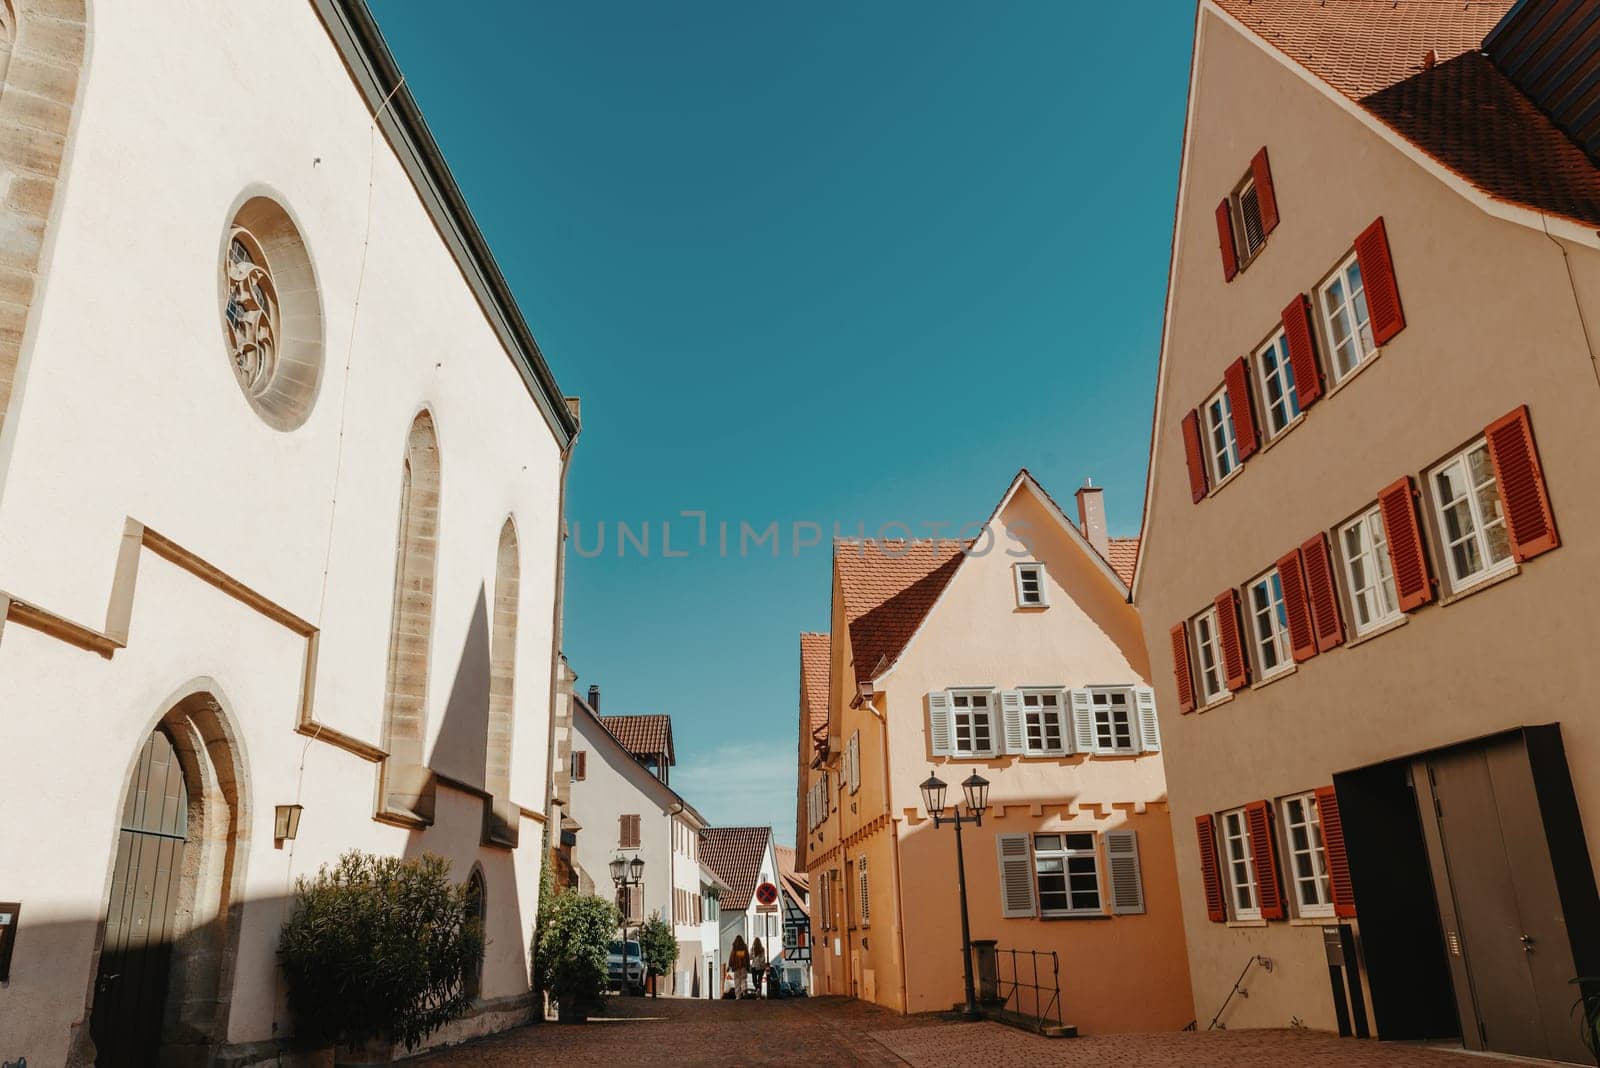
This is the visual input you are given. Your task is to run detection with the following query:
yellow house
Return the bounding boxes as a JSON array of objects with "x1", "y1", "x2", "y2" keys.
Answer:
[{"x1": 797, "y1": 470, "x2": 1194, "y2": 1032}]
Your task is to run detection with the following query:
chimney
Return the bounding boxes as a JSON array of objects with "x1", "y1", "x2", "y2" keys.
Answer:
[
  {"x1": 587, "y1": 684, "x2": 600, "y2": 713},
  {"x1": 1075, "y1": 479, "x2": 1110, "y2": 561}
]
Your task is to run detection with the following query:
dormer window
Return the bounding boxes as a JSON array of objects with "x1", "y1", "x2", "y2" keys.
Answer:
[
  {"x1": 1233, "y1": 173, "x2": 1267, "y2": 264},
  {"x1": 1014, "y1": 563, "x2": 1047, "y2": 608},
  {"x1": 1214, "y1": 148, "x2": 1279, "y2": 281}
]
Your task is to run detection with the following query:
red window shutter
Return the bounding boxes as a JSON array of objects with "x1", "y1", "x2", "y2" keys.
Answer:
[
  {"x1": 1299, "y1": 533, "x2": 1346, "y2": 652},
  {"x1": 1314, "y1": 786, "x2": 1357, "y2": 918},
  {"x1": 1216, "y1": 199, "x2": 1239, "y2": 281},
  {"x1": 1377, "y1": 476, "x2": 1434, "y2": 612},
  {"x1": 1280, "y1": 294, "x2": 1323, "y2": 408},
  {"x1": 1251, "y1": 147, "x2": 1279, "y2": 235},
  {"x1": 1355, "y1": 217, "x2": 1405, "y2": 345},
  {"x1": 1485, "y1": 405, "x2": 1559, "y2": 561},
  {"x1": 1213, "y1": 589, "x2": 1250, "y2": 691},
  {"x1": 1223, "y1": 356, "x2": 1258, "y2": 461},
  {"x1": 1244, "y1": 800, "x2": 1285, "y2": 920},
  {"x1": 1182, "y1": 409, "x2": 1209, "y2": 504},
  {"x1": 1171, "y1": 621, "x2": 1196, "y2": 714},
  {"x1": 1195, "y1": 815, "x2": 1227, "y2": 923},
  {"x1": 1275, "y1": 547, "x2": 1318, "y2": 663}
]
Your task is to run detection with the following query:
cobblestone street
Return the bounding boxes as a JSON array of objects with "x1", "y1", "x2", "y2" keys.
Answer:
[{"x1": 412, "y1": 996, "x2": 1562, "y2": 1067}]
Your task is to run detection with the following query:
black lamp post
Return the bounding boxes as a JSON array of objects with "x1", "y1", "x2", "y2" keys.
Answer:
[
  {"x1": 920, "y1": 770, "x2": 990, "y2": 1020},
  {"x1": 610, "y1": 854, "x2": 646, "y2": 995}
]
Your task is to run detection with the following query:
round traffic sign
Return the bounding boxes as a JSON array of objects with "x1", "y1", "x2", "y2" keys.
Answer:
[{"x1": 755, "y1": 881, "x2": 780, "y2": 907}]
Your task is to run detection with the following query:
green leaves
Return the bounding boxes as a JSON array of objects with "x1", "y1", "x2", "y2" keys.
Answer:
[
  {"x1": 277, "y1": 851, "x2": 484, "y2": 1052},
  {"x1": 534, "y1": 890, "x2": 619, "y2": 1011},
  {"x1": 637, "y1": 911, "x2": 679, "y2": 976}
]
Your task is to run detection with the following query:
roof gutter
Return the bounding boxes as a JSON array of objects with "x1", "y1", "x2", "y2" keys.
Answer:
[{"x1": 310, "y1": 0, "x2": 579, "y2": 449}]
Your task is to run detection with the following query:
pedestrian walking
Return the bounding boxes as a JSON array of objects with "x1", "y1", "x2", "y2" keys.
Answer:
[
  {"x1": 750, "y1": 938, "x2": 767, "y2": 999},
  {"x1": 729, "y1": 935, "x2": 750, "y2": 999}
]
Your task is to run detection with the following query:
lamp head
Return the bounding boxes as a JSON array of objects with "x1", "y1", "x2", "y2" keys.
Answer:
[{"x1": 919, "y1": 772, "x2": 948, "y2": 819}]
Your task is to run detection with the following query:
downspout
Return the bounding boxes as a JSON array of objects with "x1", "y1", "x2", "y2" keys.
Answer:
[{"x1": 1537, "y1": 212, "x2": 1600, "y2": 394}]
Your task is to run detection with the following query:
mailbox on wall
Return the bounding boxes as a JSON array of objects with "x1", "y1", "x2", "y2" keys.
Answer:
[{"x1": 0, "y1": 902, "x2": 19, "y2": 981}]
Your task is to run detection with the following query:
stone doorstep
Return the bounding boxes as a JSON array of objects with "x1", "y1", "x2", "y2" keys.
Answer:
[{"x1": 947, "y1": 1002, "x2": 1078, "y2": 1039}]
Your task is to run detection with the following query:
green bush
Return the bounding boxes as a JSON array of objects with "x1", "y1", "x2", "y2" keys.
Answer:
[
  {"x1": 638, "y1": 911, "x2": 679, "y2": 980},
  {"x1": 278, "y1": 850, "x2": 483, "y2": 1052},
  {"x1": 535, "y1": 891, "x2": 618, "y2": 1017}
]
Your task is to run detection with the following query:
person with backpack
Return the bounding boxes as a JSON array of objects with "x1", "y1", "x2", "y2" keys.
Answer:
[
  {"x1": 749, "y1": 938, "x2": 768, "y2": 999},
  {"x1": 728, "y1": 935, "x2": 750, "y2": 999}
]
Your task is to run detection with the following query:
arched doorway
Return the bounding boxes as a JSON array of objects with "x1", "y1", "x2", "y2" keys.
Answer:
[
  {"x1": 86, "y1": 686, "x2": 248, "y2": 1067},
  {"x1": 464, "y1": 867, "x2": 487, "y2": 1001}
]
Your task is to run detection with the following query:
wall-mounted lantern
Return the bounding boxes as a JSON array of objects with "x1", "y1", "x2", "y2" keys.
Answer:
[{"x1": 274, "y1": 803, "x2": 304, "y2": 842}]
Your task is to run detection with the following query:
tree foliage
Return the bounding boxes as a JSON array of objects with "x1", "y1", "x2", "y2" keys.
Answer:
[
  {"x1": 535, "y1": 890, "x2": 618, "y2": 1014},
  {"x1": 638, "y1": 910, "x2": 679, "y2": 977},
  {"x1": 278, "y1": 851, "x2": 483, "y2": 1052}
]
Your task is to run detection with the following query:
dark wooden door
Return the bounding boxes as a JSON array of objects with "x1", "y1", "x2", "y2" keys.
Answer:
[
  {"x1": 91, "y1": 728, "x2": 189, "y2": 1068},
  {"x1": 1425, "y1": 738, "x2": 1586, "y2": 1063}
]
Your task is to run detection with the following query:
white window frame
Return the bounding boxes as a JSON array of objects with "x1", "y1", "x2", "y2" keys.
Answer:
[
  {"x1": 1318, "y1": 251, "x2": 1377, "y2": 384},
  {"x1": 1232, "y1": 171, "x2": 1266, "y2": 264},
  {"x1": 1086, "y1": 687, "x2": 1138, "y2": 754},
  {"x1": 1220, "y1": 808, "x2": 1261, "y2": 921},
  {"x1": 1245, "y1": 567, "x2": 1293, "y2": 680},
  {"x1": 1428, "y1": 439, "x2": 1514, "y2": 592},
  {"x1": 1339, "y1": 505, "x2": 1401, "y2": 635},
  {"x1": 1203, "y1": 386, "x2": 1240, "y2": 486},
  {"x1": 1013, "y1": 562, "x2": 1048, "y2": 608},
  {"x1": 1018, "y1": 688, "x2": 1067, "y2": 755},
  {"x1": 948, "y1": 689, "x2": 997, "y2": 758},
  {"x1": 1280, "y1": 792, "x2": 1335, "y2": 919},
  {"x1": 1192, "y1": 607, "x2": 1227, "y2": 705},
  {"x1": 1253, "y1": 329, "x2": 1301, "y2": 439},
  {"x1": 1033, "y1": 832, "x2": 1103, "y2": 918}
]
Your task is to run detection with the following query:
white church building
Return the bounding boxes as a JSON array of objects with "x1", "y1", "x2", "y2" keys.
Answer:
[{"x1": 0, "y1": 2, "x2": 576, "y2": 1064}]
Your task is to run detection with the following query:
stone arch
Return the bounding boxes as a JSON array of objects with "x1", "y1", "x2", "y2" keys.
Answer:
[
  {"x1": 380, "y1": 408, "x2": 441, "y2": 824},
  {"x1": 77, "y1": 678, "x2": 251, "y2": 1065},
  {"x1": 0, "y1": 0, "x2": 91, "y2": 439}
]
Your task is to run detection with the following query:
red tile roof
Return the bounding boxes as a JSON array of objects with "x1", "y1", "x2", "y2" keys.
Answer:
[
  {"x1": 835, "y1": 539, "x2": 969, "y2": 685},
  {"x1": 799, "y1": 633, "x2": 830, "y2": 736},
  {"x1": 1105, "y1": 537, "x2": 1140, "y2": 587},
  {"x1": 1215, "y1": 0, "x2": 1600, "y2": 227},
  {"x1": 701, "y1": 826, "x2": 774, "y2": 911},
  {"x1": 598, "y1": 714, "x2": 674, "y2": 764}
]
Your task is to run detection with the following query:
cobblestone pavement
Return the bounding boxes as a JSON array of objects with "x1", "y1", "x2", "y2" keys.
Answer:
[{"x1": 411, "y1": 995, "x2": 1560, "y2": 1067}]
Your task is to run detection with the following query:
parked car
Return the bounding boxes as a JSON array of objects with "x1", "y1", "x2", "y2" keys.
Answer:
[
  {"x1": 607, "y1": 940, "x2": 644, "y2": 994},
  {"x1": 769, "y1": 963, "x2": 807, "y2": 998}
]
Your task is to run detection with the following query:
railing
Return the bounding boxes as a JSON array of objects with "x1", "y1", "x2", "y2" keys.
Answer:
[
  {"x1": 1205, "y1": 954, "x2": 1273, "y2": 1030},
  {"x1": 980, "y1": 945, "x2": 1063, "y2": 1033}
]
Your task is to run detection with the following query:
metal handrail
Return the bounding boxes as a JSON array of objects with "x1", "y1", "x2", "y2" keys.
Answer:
[
  {"x1": 1206, "y1": 954, "x2": 1272, "y2": 1030},
  {"x1": 989, "y1": 947, "x2": 1063, "y2": 1033}
]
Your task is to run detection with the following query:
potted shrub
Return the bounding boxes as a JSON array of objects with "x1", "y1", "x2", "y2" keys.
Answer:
[
  {"x1": 535, "y1": 891, "x2": 617, "y2": 1023},
  {"x1": 278, "y1": 851, "x2": 483, "y2": 1062},
  {"x1": 637, "y1": 911, "x2": 679, "y2": 998}
]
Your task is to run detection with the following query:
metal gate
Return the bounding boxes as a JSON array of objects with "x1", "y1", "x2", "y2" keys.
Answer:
[{"x1": 91, "y1": 728, "x2": 190, "y2": 1067}]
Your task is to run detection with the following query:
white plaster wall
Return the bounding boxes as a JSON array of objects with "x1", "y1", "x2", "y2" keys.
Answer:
[
  {"x1": 0, "y1": 2, "x2": 566, "y2": 1063},
  {"x1": 569, "y1": 714, "x2": 675, "y2": 931}
]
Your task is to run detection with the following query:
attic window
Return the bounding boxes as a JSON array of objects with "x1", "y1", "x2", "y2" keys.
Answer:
[
  {"x1": 1233, "y1": 174, "x2": 1267, "y2": 264},
  {"x1": 1014, "y1": 563, "x2": 1048, "y2": 608}
]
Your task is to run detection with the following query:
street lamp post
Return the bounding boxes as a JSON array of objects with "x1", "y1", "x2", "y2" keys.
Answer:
[
  {"x1": 920, "y1": 770, "x2": 990, "y2": 1020},
  {"x1": 610, "y1": 854, "x2": 647, "y2": 995}
]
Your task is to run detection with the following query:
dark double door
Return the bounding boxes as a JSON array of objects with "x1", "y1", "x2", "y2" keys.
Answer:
[
  {"x1": 90, "y1": 728, "x2": 190, "y2": 1068},
  {"x1": 1413, "y1": 733, "x2": 1593, "y2": 1064}
]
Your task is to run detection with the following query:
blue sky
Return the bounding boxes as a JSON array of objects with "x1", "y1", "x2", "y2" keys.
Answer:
[{"x1": 371, "y1": 1, "x2": 1195, "y2": 844}]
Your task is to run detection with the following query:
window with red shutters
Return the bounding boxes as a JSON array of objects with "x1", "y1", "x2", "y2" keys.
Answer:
[
  {"x1": 1314, "y1": 786, "x2": 1357, "y2": 918},
  {"x1": 1223, "y1": 356, "x2": 1258, "y2": 461},
  {"x1": 1299, "y1": 533, "x2": 1346, "y2": 652},
  {"x1": 1485, "y1": 405, "x2": 1559, "y2": 561},
  {"x1": 1244, "y1": 800, "x2": 1285, "y2": 920},
  {"x1": 1182, "y1": 409, "x2": 1208, "y2": 504},
  {"x1": 1378, "y1": 476, "x2": 1434, "y2": 611},
  {"x1": 1354, "y1": 217, "x2": 1405, "y2": 345},
  {"x1": 1195, "y1": 814, "x2": 1227, "y2": 923},
  {"x1": 1274, "y1": 548, "x2": 1317, "y2": 663},
  {"x1": 1251, "y1": 147, "x2": 1279, "y2": 235},
  {"x1": 1171, "y1": 621, "x2": 1196, "y2": 714},
  {"x1": 1216, "y1": 199, "x2": 1239, "y2": 281},
  {"x1": 1280, "y1": 293, "x2": 1323, "y2": 408},
  {"x1": 1213, "y1": 589, "x2": 1249, "y2": 691}
]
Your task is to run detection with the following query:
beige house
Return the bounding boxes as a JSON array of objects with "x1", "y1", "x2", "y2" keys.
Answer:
[
  {"x1": 1135, "y1": 0, "x2": 1600, "y2": 1061},
  {"x1": 798, "y1": 471, "x2": 1194, "y2": 1033},
  {"x1": 0, "y1": 3, "x2": 575, "y2": 1064}
]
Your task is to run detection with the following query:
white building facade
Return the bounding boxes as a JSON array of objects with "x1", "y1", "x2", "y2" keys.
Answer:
[{"x1": 0, "y1": 3, "x2": 576, "y2": 1064}]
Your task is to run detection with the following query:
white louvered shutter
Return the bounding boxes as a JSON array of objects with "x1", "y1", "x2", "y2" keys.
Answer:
[
  {"x1": 1000, "y1": 690, "x2": 1026, "y2": 754},
  {"x1": 1052, "y1": 692, "x2": 1072, "y2": 755},
  {"x1": 1069, "y1": 690, "x2": 1096, "y2": 753},
  {"x1": 927, "y1": 691, "x2": 953, "y2": 756},
  {"x1": 1134, "y1": 687, "x2": 1161, "y2": 752},
  {"x1": 848, "y1": 733, "x2": 861, "y2": 793},
  {"x1": 1106, "y1": 830, "x2": 1146, "y2": 914},
  {"x1": 996, "y1": 833, "x2": 1038, "y2": 918}
]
